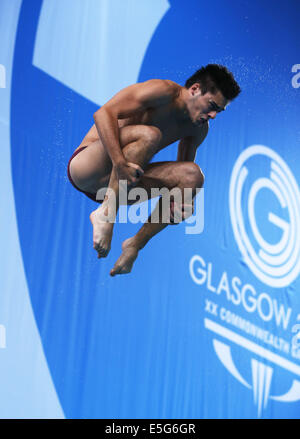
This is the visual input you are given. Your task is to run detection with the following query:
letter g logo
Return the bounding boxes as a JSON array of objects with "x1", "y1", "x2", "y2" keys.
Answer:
[{"x1": 229, "y1": 145, "x2": 300, "y2": 288}]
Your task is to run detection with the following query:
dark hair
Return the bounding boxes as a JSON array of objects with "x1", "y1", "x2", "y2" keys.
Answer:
[{"x1": 185, "y1": 64, "x2": 241, "y2": 101}]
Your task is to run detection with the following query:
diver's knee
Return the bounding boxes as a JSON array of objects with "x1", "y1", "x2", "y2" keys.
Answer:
[{"x1": 182, "y1": 162, "x2": 205, "y2": 189}]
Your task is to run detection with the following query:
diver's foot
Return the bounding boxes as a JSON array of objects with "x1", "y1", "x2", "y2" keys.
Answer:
[
  {"x1": 110, "y1": 237, "x2": 139, "y2": 276},
  {"x1": 90, "y1": 209, "x2": 114, "y2": 258}
]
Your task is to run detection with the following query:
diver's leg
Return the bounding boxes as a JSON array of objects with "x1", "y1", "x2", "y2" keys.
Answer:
[
  {"x1": 110, "y1": 161, "x2": 204, "y2": 276},
  {"x1": 89, "y1": 125, "x2": 162, "y2": 258}
]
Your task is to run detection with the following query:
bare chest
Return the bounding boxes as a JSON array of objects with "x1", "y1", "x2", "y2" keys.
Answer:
[
  {"x1": 81, "y1": 104, "x2": 198, "y2": 151},
  {"x1": 124, "y1": 105, "x2": 196, "y2": 148}
]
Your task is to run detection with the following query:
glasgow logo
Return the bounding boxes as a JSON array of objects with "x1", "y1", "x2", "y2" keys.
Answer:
[
  {"x1": 204, "y1": 317, "x2": 300, "y2": 418},
  {"x1": 229, "y1": 145, "x2": 300, "y2": 288}
]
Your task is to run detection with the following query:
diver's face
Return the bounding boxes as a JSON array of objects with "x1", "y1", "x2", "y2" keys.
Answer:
[{"x1": 187, "y1": 83, "x2": 228, "y2": 126}]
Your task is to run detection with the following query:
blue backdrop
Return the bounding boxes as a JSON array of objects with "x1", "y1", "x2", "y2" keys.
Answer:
[{"x1": 0, "y1": 0, "x2": 300, "y2": 419}]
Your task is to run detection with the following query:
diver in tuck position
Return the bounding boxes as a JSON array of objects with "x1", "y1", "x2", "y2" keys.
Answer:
[{"x1": 67, "y1": 64, "x2": 241, "y2": 276}]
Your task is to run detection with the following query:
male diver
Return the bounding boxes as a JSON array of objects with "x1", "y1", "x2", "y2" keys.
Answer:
[{"x1": 67, "y1": 64, "x2": 241, "y2": 276}]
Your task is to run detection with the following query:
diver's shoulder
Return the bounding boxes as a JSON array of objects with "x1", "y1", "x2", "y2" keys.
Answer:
[
  {"x1": 164, "y1": 79, "x2": 182, "y2": 95},
  {"x1": 141, "y1": 79, "x2": 179, "y2": 98}
]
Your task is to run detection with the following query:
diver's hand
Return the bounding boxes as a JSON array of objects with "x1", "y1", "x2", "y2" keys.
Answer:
[{"x1": 115, "y1": 161, "x2": 144, "y2": 187}]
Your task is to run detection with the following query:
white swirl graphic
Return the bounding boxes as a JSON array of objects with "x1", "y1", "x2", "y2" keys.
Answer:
[{"x1": 229, "y1": 145, "x2": 300, "y2": 287}]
